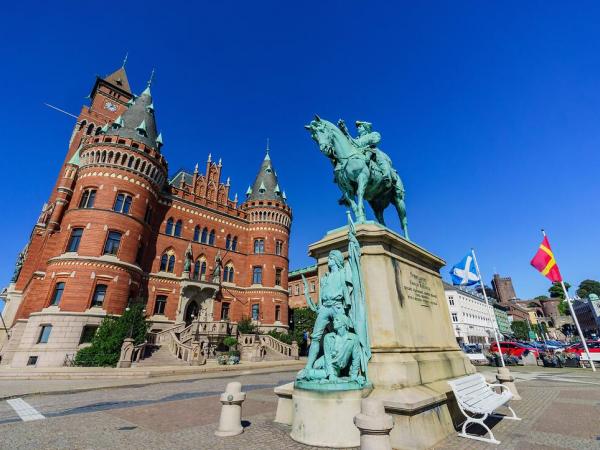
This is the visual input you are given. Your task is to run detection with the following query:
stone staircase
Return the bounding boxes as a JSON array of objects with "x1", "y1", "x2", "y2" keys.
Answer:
[{"x1": 133, "y1": 345, "x2": 189, "y2": 367}]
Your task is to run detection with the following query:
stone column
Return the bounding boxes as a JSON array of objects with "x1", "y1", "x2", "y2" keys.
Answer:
[
  {"x1": 496, "y1": 367, "x2": 521, "y2": 400},
  {"x1": 354, "y1": 398, "x2": 394, "y2": 450},
  {"x1": 291, "y1": 340, "x2": 299, "y2": 360},
  {"x1": 215, "y1": 382, "x2": 246, "y2": 437},
  {"x1": 190, "y1": 339, "x2": 206, "y2": 366}
]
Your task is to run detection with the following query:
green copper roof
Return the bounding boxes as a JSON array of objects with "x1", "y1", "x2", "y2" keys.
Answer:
[
  {"x1": 246, "y1": 185, "x2": 252, "y2": 196},
  {"x1": 136, "y1": 119, "x2": 147, "y2": 134},
  {"x1": 68, "y1": 147, "x2": 81, "y2": 166},
  {"x1": 156, "y1": 132, "x2": 163, "y2": 147},
  {"x1": 114, "y1": 115, "x2": 124, "y2": 128}
]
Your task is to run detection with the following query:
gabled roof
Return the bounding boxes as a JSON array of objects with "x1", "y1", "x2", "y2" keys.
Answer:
[{"x1": 103, "y1": 67, "x2": 131, "y2": 94}]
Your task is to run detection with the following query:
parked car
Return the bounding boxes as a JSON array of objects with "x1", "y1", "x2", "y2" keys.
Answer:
[
  {"x1": 564, "y1": 341, "x2": 600, "y2": 355},
  {"x1": 489, "y1": 341, "x2": 540, "y2": 359}
]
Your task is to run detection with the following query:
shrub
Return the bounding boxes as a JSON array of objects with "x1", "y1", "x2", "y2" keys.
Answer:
[
  {"x1": 223, "y1": 336, "x2": 238, "y2": 348},
  {"x1": 267, "y1": 329, "x2": 292, "y2": 344},
  {"x1": 237, "y1": 316, "x2": 258, "y2": 334},
  {"x1": 74, "y1": 303, "x2": 148, "y2": 367},
  {"x1": 290, "y1": 307, "x2": 317, "y2": 345}
]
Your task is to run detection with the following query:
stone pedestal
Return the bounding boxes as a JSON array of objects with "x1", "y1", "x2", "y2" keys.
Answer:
[
  {"x1": 496, "y1": 367, "x2": 521, "y2": 400},
  {"x1": 215, "y1": 382, "x2": 246, "y2": 437},
  {"x1": 274, "y1": 382, "x2": 294, "y2": 425},
  {"x1": 308, "y1": 223, "x2": 475, "y2": 450},
  {"x1": 291, "y1": 386, "x2": 367, "y2": 448},
  {"x1": 116, "y1": 338, "x2": 134, "y2": 368}
]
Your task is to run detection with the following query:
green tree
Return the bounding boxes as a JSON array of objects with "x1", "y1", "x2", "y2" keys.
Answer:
[
  {"x1": 74, "y1": 304, "x2": 147, "y2": 367},
  {"x1": 548, "y1": 282, "x2": 570, "y2": 299},
  {"x1": 576, "y1": 279, "x2": 600, "y2": 299},
  {"x1": 558, "y1": 300, "x2": 570, "y2": 316},
  {"x1": 290, "y1": 307, "x2": 317, "y2": 346},
  {"x1": 510, "y1": 321, "x2": 529, "y2": 340}
]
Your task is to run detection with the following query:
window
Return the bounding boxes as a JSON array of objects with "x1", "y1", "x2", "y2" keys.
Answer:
[
  {"x1": 208, "y1": 229, "x2": 215, "y2": 245},
  {"x1": 224, "y1": 264, "x2": 234, "y2": 283},
  {"x1": 251, "y1": 304, "x2": 260, "y2": 320},
  {"x1": 449, "y1": 298, "x2": 454, "y2": 306},
  {"x1": 225, "y1": 234, "x2": 231, "y2": 250},
  {"x1": 452, "y1": 313, "x2": 458, "y2": 322},
  {"x1": 294, "y1": 285, "x2": 300, "y2": 296},
  {"x1": 67, "y1": 228, "x2": 83, "y2": 252},
  {"x1": 103, "y1": 231, "x2": 122, "y2": 255},
  {"x1": 174, "y1": 220, "x2": 182, "y2": 237},
  {"x1": 200, "y1": 260, "x2": 207, "y2": 280},
  {"x1": 79, "y1": 325, "x2": 98, "y2": 344},
  {"x1": 194, "y1": 226, "x2": 201, "y2": 242},
  {"x1": 193, "y1": 260, "x2": 201, "y2": 280},
  {"x1": 113, "y1": 193, "x2": 132, "y2": 214},
  {"x1": 275, "y1": 268, "x2": 282, "y2": 286},
  {"x1": 79, "y1": 189, "x2": 96, "y2": 208},
  {"x1": 252, "y1": 266, "x2": 262, "y2": 284},
  {"x1": 37, "y1": 325, "x2": 53, "y2": 344},
  {"x1": 160, "y1": 251, "x2": 175, "y2": 272},
  {"x1": 144, "y1": 205, "x2": 153, "y2": 224},
  {"x1": 310, "y1": 282, "x2": 316, "y2": 293},
  {"x1": 50, "y1": 282, "x2": 65, "y2": 306},
  {"x1": 275, "y1": 240, "x2": 283, "y2": 256},
  {"x1": 231, "y1": 236, "x2": 238, "y2": 251},
  {"x1": 221, "y1": 302, "x2": 230, "y2": 320},
  {"x1": 91, "y1": 284, "x2": 107, "y2": 307},
  {"x1": 154, "y1": 295, "x2": 167, "y2": 315},
  {"x1": 254, "y1": 239, "x2": 264, "y2": 254},
  {"x1": 201, "y1": 227, "x2": 208, "y2": 244},
  {"x1": 275, "y1": 305, "x2": 281, "y2": 322},
  {"x1": 27, "y1": 356, "x2": 38, "y2": 366},
  {"x1": 165, "y1": 218, "x2": 174, "y2": 235}
]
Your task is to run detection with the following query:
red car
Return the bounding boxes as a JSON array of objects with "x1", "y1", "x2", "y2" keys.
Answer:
[
  {"x1": 564, "y1": 341, "x2": 600, "y2": 355},
  {"x1": 489, "y1": 341, "x2": 540, "y2": 358}
]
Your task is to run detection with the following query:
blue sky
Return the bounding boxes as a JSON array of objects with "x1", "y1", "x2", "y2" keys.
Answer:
[{"x1": 1, "y1": 1, "x2": 599, "y2": 300}]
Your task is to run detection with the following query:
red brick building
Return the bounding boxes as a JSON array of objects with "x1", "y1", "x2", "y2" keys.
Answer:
[
  {"x1": 1, "y1": 65, "x2": 292, "y2": 367},
  {"x1": 288, "y1": 265, "x2": 318, "y2": 309}
]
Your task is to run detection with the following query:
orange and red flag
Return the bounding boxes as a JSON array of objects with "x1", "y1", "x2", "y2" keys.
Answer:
[{"x1": 530, "y1": 235, "x2": 562, "y2": 283}]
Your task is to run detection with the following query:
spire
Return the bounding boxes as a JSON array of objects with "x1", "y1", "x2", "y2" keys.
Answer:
[
  {"x1": 103, "y1": 66, "x2": 131, "y2": 94},
  {"x1": 208, "y1": 153, "x2": 212, "y2": 163},
  {"x1": 246, "y1": 185, "x2": 252, "y2": 196},
  {"x1": 105, "y1": 79, "x2": 159, "y2": 149},
  {"x1": 282, "y1": 191, "x2": 287, "y2": 201},
  {"x1": 226, "y1": 177, "x2": 230, "y2": 186},
  {"x1": 142, "y1": 68, "x2": 155, "y2": 96},
  {"x1": 194, "y1": 163, "x2": 199, "y2": 174},
  {"x1": 246, "y1": 144, "x2": 285, "y2": 202},
  {"x1": 122, "y1": 52, "x2": 128, "y2": 68}
]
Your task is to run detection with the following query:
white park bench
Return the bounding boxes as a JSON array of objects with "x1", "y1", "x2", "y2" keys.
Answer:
[{"x1": 448, "y1": 373, "x2": 521, "y2": 444}]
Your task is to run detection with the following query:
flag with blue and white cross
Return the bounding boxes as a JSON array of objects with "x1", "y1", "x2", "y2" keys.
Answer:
[{"x1": 450, "y1": 251, "x2": 480, "y2": 286}]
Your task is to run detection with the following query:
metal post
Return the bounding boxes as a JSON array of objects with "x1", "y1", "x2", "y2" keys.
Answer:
[
  {"x1": 561, "y1": 281, "x2": 596, "y2": 372},
  {"x1": 471, "y1": 249, "x2": 504, "y2": 367}
]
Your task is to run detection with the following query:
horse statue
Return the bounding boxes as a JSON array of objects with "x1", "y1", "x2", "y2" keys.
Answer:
[{"x1": 305, "y1": 115, "x2": 409, "y2": 239}]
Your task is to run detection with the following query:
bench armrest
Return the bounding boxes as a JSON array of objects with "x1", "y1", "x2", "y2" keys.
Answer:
[{"x1": 487, "y1": 383, "x2": 510, "y2": 394}]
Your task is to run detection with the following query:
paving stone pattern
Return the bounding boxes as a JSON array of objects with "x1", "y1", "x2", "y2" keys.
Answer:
[{"x1": 1, "y1": 368, "x2": 600, "y2": 449}]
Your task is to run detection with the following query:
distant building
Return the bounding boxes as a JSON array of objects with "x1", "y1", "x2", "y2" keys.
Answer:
[
  {"x1": 493, "y1": 304, "x2": 512, "y2": 338},
  {"x1": 491, "y1": 274, "x2": 517, "y2": 305},
  {"x1": 443, "y1": 283, "x2": 501, "y2": 345},
  {"x1": 288, "y1": 265, "x2": 318, "y2": 309},
  {"x1": 572, "y1": 295, "x2": 600, "y2": 338}
]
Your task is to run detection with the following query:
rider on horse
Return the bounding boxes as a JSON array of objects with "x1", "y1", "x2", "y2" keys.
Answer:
[{"x1": 338, "y1": 119, "x2": 395, "y2": 189}]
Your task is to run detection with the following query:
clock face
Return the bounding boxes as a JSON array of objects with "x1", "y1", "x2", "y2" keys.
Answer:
[{"x1": 104, "y1": 101, "x2": 117, "y2": 112}]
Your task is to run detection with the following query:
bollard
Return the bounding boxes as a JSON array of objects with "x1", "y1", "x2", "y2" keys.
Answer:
[
  {"x1": 353, "y1": 398, "x2": 394, "y2": 450},
  {"x1": 496, "y1": 367, "x2": 521, "y2": 400},
  {"x1": 215, "y1": 381, "x2": 246, "y2": 437}
]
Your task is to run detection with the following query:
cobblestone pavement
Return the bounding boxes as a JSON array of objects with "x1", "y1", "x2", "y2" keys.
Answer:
[{"x1": 0, "y1": 367, "x2": 599, "y2": 449}]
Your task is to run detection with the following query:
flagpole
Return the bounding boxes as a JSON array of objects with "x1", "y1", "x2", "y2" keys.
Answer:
[
  {"x1": 541, "y1": 230, "x2": 595, "y2": 372},
  {"x1": 471, "y1": 249, "x2": 505, "y2": 367}
]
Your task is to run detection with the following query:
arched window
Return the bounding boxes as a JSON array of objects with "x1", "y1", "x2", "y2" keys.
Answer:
[
  {"x1": 160, "y1": 249, "x2": 176, "y2": 273},
  {"x1": 208, "y1": 229, "x2": 215, "y2": 245},
  {"x1": 224, "y1": 264, "x2": 234, "y2": 283},
  {"x1": 231, "y1": 236, "x2": 238, "y2": 252},
  {"x1": 225, "y1": 234, "x2": 231, "y2": 250},
  {"x1": 193, "y1": 260, "x2": 201, "y2": 280},
  {"x1": 165, "y1": 218, "x2": 174, "y2": 235},
  {"x1": 79, "y1": 120, "x2": 87, "y2": 131},
  {"x1": 201, "y1": 227, "x2": 208, "y2": 244},
  {"x1": 86, "y1": 123, "x2": 95, "y2": 135},
  {"x1": 174, "y1": 220, "x2": 182, "y2": 237},
  {"x1": 193, "y1": 225, "x2": 200, "y2": 242},
  {"x1": 160, "y1": 254, "x2": 168, "y2": 271}
]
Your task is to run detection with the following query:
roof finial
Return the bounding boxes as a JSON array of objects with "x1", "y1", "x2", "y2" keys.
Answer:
[
  {"x1": 266, "y1": 137, "x2": 270, "y2": 154},
  {"x1": 122, "y1": 52, "x2": 128, "y2": 68},
  {"x1": 194, "y1": 163, "x2": 199, "y2": 174},
  {"x1": 147, "y1": 68, "x2": 155, "y2": 88}
]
